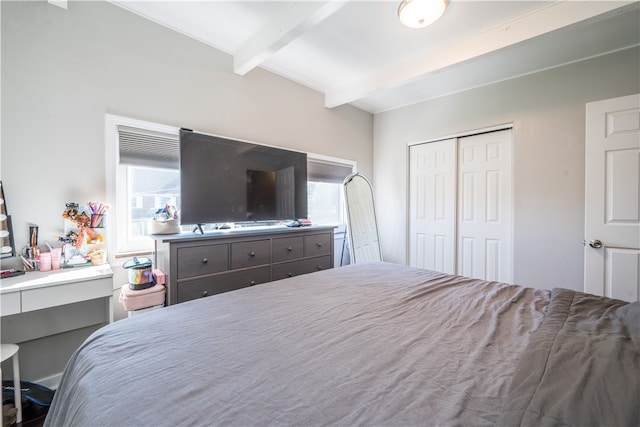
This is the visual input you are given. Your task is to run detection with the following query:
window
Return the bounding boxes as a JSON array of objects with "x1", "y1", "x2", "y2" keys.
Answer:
[
  {"x1": 126, "y1": 166, "x2": 180, "y2": 244},
  {"x1": 307, "y1": 156, "x2": 355, "y2": 267},
  {"x1": 306, "y1": 156, "x2": 355, "y2": 226},
  {"x1": 106, "y1": 115, "x2": 180, "y2": 256},
  {"x1": 106, "y1": 115, "x2": 355, "y2": 259}
]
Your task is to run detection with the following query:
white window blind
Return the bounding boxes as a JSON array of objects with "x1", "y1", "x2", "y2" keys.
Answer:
[
  {"x1": 118, "y1": 125, "x2": 179, "y2": 169},
  {"x1": 307, "y1": 158, "x2": 353, "y2": 183}
]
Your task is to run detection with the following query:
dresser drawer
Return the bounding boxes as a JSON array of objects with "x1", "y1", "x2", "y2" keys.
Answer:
[
  {"x1": 272, "y1": 236, "x2": 304, "y2": 262},
  {"x1": 177, "y1": 266, "x2": 270, "y2": 303},
  {"x1": 177, "y1": 244, "x2": 229, "y2": 279},
  {"x1": 305, "y1": 233, "x2": 332, "y2": 257},
  {"x1": 231, "y1": 239, "x2": 271, "y2": 269},
  {"x1": 272, "y1": 255, "x2": 332, "y2": 281}
]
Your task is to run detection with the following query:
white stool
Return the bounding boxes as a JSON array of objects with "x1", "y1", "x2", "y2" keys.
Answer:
[{"x1": 1, "y1": 344, "x2": 22, "y2": 424}]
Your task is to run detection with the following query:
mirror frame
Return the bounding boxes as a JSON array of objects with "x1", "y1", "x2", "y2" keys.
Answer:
[
  {"x1": 0, "y1": 181, "x2": 16, "y2": 258},
  {"x1": 343, "y1": 173, "x2": 383, "y2": 263}
]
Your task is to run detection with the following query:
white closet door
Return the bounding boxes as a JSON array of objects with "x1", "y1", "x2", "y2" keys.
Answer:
[
  {"x1": 408, "y1": 129, "x2": 513, "y2": 282},
  {"x1": 409, "y1": 139, "x2": 457, "y2": 274},
  {"x1": 457, "y1": 130, "x2": 513, "y2": 282}
]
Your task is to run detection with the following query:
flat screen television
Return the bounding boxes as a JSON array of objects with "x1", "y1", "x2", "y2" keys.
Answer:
[{"x1": 179, "y1": 129, "x2": 308, "y2": 226}]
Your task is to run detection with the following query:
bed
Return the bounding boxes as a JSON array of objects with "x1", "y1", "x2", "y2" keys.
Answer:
[{"x1": 44, "y1": 262, "x2": 639, "y2": 426}]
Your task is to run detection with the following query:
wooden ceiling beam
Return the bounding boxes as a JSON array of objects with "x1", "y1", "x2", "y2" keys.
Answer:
[
  {"x1": 234, "y1": 1, "x2": 346, "y2": 76},
  {"x1": 324, "y1": 1, "x2": 637, "y2": 109}
]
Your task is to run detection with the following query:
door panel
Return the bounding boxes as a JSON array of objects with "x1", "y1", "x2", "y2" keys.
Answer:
[
  {"x1": 460, "y1": 237, "x2": 475, "y2": 278},
  {"x1": 409, "y1": 139, "x2": 456, "y2": 274},
  {"x1": 585, "y1": 94, "x2": 640, "y2": 301},
  {"x1": 457, "y1": 130, "x2": 512, "y2": 282},
  {"x1": 605, "y1": 249, "x2": 639, "y2": 301},
  {"x1": 606, "y1": 149, "x2": 639, "y2": 222}
]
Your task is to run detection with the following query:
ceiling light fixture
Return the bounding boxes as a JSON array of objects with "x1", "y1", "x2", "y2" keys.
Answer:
[{"x1": 397, "y1": 0, "x2": 447, "y2": 29}]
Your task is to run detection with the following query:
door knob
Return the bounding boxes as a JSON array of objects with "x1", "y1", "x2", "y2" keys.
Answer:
[{"x1": 589, "y1": 239, "x2": 603, "y2": 249}]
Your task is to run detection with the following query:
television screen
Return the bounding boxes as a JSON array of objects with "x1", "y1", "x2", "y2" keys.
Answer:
[{"x1": 179, "y1": 129, "x2": 307, "y2": 225}]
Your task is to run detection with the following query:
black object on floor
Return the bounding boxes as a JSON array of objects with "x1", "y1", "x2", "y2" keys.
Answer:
[{"x1": 2, "y1": 381, "x2": 54, "y2": 426}]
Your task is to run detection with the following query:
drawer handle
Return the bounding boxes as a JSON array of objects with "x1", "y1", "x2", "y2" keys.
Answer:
[
  {"x1": 316, "y1": 243, "x2": 322, "y2": 248},
  {"x1": 202, "y1": 290, "x2": 208, "y2": 297},
  {"x1": 287, "y1": 246, "x2": 293, "y2": 252},
  {"x1": 249, "y1": 251, "x2": 256, "y2": 257},
  {"x1": 287, "y1": 273, "x2": 293, "y2": 277},
  {"x1": 202, "y1": 257, "x2": 208, "y2": 264},
  {"x1": 250, "y1": 280, "x2": 256, "y2": 286},
  {"x1": 317, "y1": 266, "x2": 323, "y2": 270}
]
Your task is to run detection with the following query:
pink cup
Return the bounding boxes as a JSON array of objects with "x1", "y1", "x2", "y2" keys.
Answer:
[
  {"x1": 39, "y1": 252, "x2": 52, "y2": 271},
  {"x1": 51, "y1": 248, "x2": 62, "y2": 270}
]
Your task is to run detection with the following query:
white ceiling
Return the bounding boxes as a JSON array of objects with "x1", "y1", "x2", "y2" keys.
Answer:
[{"x1": 110, "y1": 0, "x2": 640, "y2": 114}]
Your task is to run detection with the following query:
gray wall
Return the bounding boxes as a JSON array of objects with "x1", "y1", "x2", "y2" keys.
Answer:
[
  {"x1": 1, "y1": 0, "x2": 372, "y2": 384},
  {"x1": 1, "y1": 0, "x2": 373, "y2": 254},
  {"x1": 374, "y1": 47, "x2": 640, "y2": 291}
]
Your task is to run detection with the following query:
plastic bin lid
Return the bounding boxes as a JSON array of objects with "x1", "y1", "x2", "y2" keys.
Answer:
[{"x1": 123, "y1": 256, "x2": 152, "y2": 270}]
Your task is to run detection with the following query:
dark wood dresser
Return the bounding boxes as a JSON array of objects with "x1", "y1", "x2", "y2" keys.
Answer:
[{"x1": 152, "y1": 226, "x2": 335, "y2": 305}]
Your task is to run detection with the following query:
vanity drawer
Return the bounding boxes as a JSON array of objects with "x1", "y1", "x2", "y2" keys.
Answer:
[
  {"x1": 305, "y1": 233, "x2": 332, "y2": 257},
  {"x1": 272, "y1": 236, "x2": 304, "y2": 262},
  {"x1": 231, "y1": 239, "x2": 270, "y2": 269},
  {"x1": 1, "y1": 291, "x2": 20, "y2": 316},
  {"x1": 21, "y1": 277, "x2": 113, "y2": 313},
  {"x1": 177, "y1": 244, "x2": 229, "y2": 279},
  {"x1": 177, "y1": 266, "x2": 270, "y2": 303},
  {"x1": 272, "y1": 255, "x2": 332, "y2": 281}
]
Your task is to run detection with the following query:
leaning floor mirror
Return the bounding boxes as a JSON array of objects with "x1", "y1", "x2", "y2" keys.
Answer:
[
  {"x1": 343, "y1": 172, "x2": 383, "y2": 264},
  {"x1": 0, "y1": 181, "x2": 16, "y2": 259}
]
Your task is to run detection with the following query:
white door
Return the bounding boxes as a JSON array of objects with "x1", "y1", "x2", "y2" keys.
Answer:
[
  {"x1": 409, "y1": 139, "x2": 457, "y2": 274},
  {"x1": 408, "y1": 129, "x2": 512, "y2": 282},
  {"x1": 585, "y1": 94, "x2": 640, "y2": 301},
  {"x1": 457, "y1": 130, "x2": 513, "y2": 282}
]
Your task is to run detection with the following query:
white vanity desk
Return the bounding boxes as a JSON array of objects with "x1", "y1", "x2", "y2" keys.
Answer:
[
  {"x1": 1, "y1": 264, "x2": 113, "y2": 322},
  {"x1": 0, "y1": 264, "x2": 113, "y2": 389}
]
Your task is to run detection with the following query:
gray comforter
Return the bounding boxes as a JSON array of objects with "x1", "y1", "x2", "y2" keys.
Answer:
[
  {"x1": 44, "y1": 262, "x2": 638, "y2": 426},
  {"x1": 498, "y1": 288, "x2": 639, "y2": 426}
]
